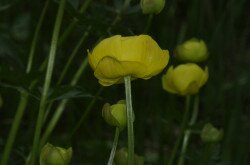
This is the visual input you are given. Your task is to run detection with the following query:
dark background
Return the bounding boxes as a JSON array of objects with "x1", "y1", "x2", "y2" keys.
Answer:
[{"x1": 0, "y1": 0, "x2": 249, "y2": 164}]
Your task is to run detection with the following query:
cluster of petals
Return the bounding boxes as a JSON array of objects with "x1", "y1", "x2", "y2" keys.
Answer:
[
  {"x1": 162, "y1": 63, "x2": 208, "y2": 95},
  {"x1": 88, "y1": 35, "x2": 169, "y2": 86}
]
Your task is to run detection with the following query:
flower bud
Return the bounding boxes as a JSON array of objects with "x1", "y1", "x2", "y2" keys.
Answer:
[
  {"x1": 40, "y1": 143, "x2": 72, "y2": 165},
  {"x1": 162, "y1": 63, "x2": 208, "y2": 95},
  {"x1": 102, "y1": 100, "x2": 127, "y2": 131},
  {"x1": 114, "y1": 147, "x2": 144, "y2": 165},
  {"x1": 175, "y1": 38, "x2": 208, "y2": 62},
  {"x1": 140, "y1": 0, "x2": 165, "y2": 14},
  {"x1": 201, "y1": 123, "x2": 223, "y2": 143}
]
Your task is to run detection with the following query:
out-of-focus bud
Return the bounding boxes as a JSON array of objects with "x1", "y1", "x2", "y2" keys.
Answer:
[
  {"x1": 140, "y1": 0, "x2": 165, "y2": 14},
  {"x1": 175, "y1": 38, "x2": 208, "y2": 62},
  {"x1": 102, "y1": 100, "x2": 127, "y2": 131},
  {"x1": 114, "y1": 147, "x2": 144, "y2": 165},
  {"x1": 201, "y1": 123, "x2": 223, "y2": 143},
  {"x1": 40, "y1": 143, "x2": 72, "y2": 165}
]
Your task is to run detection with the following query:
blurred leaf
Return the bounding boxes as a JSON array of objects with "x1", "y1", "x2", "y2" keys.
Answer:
[{"x1": 48, "y1": 85, "x2": 93, "y2": 101}]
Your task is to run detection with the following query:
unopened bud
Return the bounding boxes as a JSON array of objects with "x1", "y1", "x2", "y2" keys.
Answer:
[
  {"x1": 140, "y1": 0, "x2": 165, "y2": 14},
  {"x1": 40, "y1": 143, "x2": 72, "y2": 165},
  {"x1": 175, "y1": 38, "x2": 208, "y2": 62},
  {"x1": 102, "y1": 100, "x2": 127, "y2": 131},
  {"x1": 201, "y1": 123, "x2": 223, "y2": 143}
]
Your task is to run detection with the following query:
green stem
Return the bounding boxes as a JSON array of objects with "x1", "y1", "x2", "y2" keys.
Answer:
[
  {"x1": 0, "y1": 92, "x2": 28, "y2": 165},
  {"x1": 144, "y1": 14, "x2": 153, "y2": 33},
  {"x1": 40, "y1": 58, "x2": 89, "y2": 147},
  {"x1": 69, "y1": 87, "x2": 103, "y2": 140},
  {"x1": 29, "y1": 0, "x2": 66, "y2": 164},
  {"x1": 107, "y1": 127, "x2": 120, "y2": 165},
  {"x1": 124, "y1": 76, "x2": 134, "y2": 165},
  {"x1": 178, "y1": 95, "x2": 200, "y2": 165},
  {"x1": 57, "y1": 26, "x2": 91, "y2": 85},
  {"x1": 58, "y1": 0, "x2": 92, "y2": 46},
  {"x1": 168, "y1": 95, "x2": 191, "y2": 165},
  {"x1": 0, "y1": 1, "x2": 50, "y2": 164},
  {"x1": 26, "y1": 0, "x2": 50, "y2": 73}
]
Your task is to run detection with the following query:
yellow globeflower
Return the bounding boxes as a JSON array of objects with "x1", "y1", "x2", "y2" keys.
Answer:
[
  {"x1": 175, "y1": 38, "x2": 208, "y2": 62},
  {"x1": 88, "y1": 35, "x2": 169, "y2": 86},
  {"x1": 162, "y1": 63, "x2": 208, "y2": 95}
]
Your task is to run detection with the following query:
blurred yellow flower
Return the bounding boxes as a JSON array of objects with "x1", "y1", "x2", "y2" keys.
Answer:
[
  {"x1": 162, "y1": 63, "x2": 208, "y2": 95},
  {"x1": 175, "y1": 38, "x2": 208, "y2": 62},
  {"x1": 88, "y1": 35, "x2": 169, "y2": 86}
]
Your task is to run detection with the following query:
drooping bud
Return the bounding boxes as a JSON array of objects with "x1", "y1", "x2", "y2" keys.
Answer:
[
  {"x1": 102, "y1": 100, "x2": 127, "y2": 131},
  {"x1": 40, "y1": 143, "x2": 72, "y2": 165},
  {"x1": 114, "y1": 147, "x2": 144, "y2": 165},
  {"x1": 140, "y1": 0, "x2": 165, "y2": 14},
  {"x1": 201, "y1": 123, "x2": 223, "y2": 143},
  {"x1": 175, "y1": 38, "x2": 208, "y2": 62}
]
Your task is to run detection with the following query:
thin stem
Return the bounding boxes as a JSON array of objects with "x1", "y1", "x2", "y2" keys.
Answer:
[
  {"x1": 107, "y1": 127, "x2": 120, "y2": 165},
  {"x1": 58, "y1": 0, "x2": 92, "y2": 46},
  {"x1": 168, "y1": 95, "x2": 191, "y2": 165},
  {"x1": 40, "y1": 58, "x2": 90, "y2": 146},
  {"x1": 178, "y1": 94, "x2": 200, "y2": 165},
  {"x1": 29, "y1": 0, "x2": 66, "y2": 164},
  {"x1": 69, "y1": 87, "x2": 103, "y2": 140},
  {"x1": 0, "y1": 92, "x2": 28, "y2": 165},
  {"x1": 26, "y1": 0, "x2": 50, "y2": 73},
  {"x1": 144, "y1": 14, "x2": 153, "y2": 33},
  {"x1": 124, "y1": 76, "x2": 134, "y2": 165},
  {"x1": 57, "y1": 26, "x2": 91, "y2": 84},
  {"x1": 0, "y1": 1, "x2": 50, "y2": 164}
]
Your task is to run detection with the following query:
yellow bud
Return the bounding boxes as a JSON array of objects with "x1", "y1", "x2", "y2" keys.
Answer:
[
  {"x1": 162, "y1": 63, "x2": 208, "y2": 95},
  {"x1": 40, "y1": 143, "x2": 72, "y2": 165},
  {"x1": 175, "y1": 38, "x2": 208, "y2": 62},
  {"x1": 102, "y1": 100, "x2": 127, "y2": 131},
  {"x1": 88, "y1": 35, "x2": 169, "y2": 86},
  {"x1": 201, "y1": 123, "x2": 223, "y2": 143},
  {"x1": 114, "y1": 147, "x2": 144, "y2": 165},
  {"x1": 140, "y1": 0, "x2": 165, "y2": 14}
]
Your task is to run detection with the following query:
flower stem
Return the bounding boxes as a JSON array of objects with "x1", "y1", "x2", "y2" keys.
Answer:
[
  {"x1": 178, "y1": 94, "x2": 200, "y2": 165},
  {"x1": 29, "y1": 0, "x2": 66, "y2": 164},
  {"x1": 0, "y1": 1, "x2": 50, "y2": 164},
  {"x1": 26, "y1": 0, "x2": 50, "y2": 73},
  {"x1": 124, "y1": 76, "x2": 134, "y2": 165},
  {"x1": 40, "y1": 58, "x2": 89, "y2": 147},
  {"x1": 144, "y1": 14, "x2": 153, "y2": 33},
  {"x1": 168, "y1": 95, "x2": 191, "y2": 165},
  {"x1": 0, "y1": 92, "x2": 28, "y2": 165},
  {"x1": 107, "y1": 127, "x2": 120, "y2": 165}
]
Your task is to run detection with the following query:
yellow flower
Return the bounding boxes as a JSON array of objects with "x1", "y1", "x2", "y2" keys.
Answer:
[
  {"x1": 88, "y1": 35, "x2": 169, "y2": 86},
  {"x1": 175, "y1": 38, "x2": 208, "y2": 62},
  {"x1": 162, "y1": 63, "x2": 208, "y2": 95}
]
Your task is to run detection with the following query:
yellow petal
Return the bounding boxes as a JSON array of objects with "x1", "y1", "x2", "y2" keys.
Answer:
[
  {"x1": 94, "y1": 56, "x2": 147, "y2": 86},
  {"x1": 89, "y1": 35, "x2": 122, "y2": 69},
  {"x1": 172, "y1": 63, "x2": 206, "y2": 95},
  {"x1": 162, "y1": 66, "x2": 178, "y2": 94}
]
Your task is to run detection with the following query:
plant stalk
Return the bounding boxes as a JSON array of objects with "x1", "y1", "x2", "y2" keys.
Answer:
[
  {"x1": 124, "y1": 76, "x2": 134, "y2": 165},
  {"x1": 29, "y1": 0, "x2": 66, "y2": 164},
  {"x1": 107, "y1": 127, "x2": 120, "y2": 165}
]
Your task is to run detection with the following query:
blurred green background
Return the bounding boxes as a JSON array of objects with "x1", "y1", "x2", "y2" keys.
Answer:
[{"x1": 0, "y1": 0, "x2": 249, "y2": 164}]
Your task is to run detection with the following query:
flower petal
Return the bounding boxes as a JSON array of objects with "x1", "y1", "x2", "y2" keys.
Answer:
[
  {"x1": 94, "y1": 56, "x2": 147, "y2": 86},
  {"x1": 162, "y1": 66, "x2": 178, "y2": 94}
]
